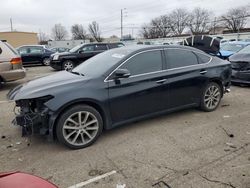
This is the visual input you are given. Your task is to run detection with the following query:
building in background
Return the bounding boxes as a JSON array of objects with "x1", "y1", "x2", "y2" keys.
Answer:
[
  {"x1": 0, "y1": 31, "x2": 38, "y2": 47},
  {"x1": 47, "y1": 39, "x2": 90, "y2": 49}
]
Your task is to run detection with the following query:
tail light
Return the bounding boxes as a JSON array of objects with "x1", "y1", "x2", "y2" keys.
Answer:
[{"x1": 10, "y1": 57, "x2": 22, "y2": 65}]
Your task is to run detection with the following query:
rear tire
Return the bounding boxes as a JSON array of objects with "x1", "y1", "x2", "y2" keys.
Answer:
[
  {"x1": 42, "y1": 57, "x2": 50, "y2": 66},
  {"x1": 200, "y1": 82, "x2": 222, "y2": 112},
  {"x1": 56, "y1": 105, "x2": 103, "y2": 149}
]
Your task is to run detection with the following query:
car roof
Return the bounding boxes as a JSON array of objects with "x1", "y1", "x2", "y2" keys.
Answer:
[{"x1": 113, "y1": 44, "x2": 206, "y2": 55}]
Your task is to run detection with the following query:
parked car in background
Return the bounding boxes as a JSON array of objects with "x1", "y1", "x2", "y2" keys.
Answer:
[
  {"x1": 0, "y1": 40, "x2": 25, "y2": 87},
  {"x1": 16, "y1": 45, "x2": 54, "y2": 66},
  {"x1": 50, "y1": 42, "x2": 124, "y2": 71},
  {"x1": 50, "y1": 47, "x2": 70, "y2": 53},
  {"x1": 229, "y1": 45, "x2": 250, "y2": 85},
  {"x1": 8, "y1": 45, "x2": 231, "y2": 149},
  {"x1": 219, "y1": 41, "x2": 250, "y2": 59}
]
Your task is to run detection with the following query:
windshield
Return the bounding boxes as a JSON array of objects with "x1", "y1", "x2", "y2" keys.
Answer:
[
  {"x1": 69, "y1": 44, "x2": 83, "y2": 53},
  {"x1": 220, "y1": 43, "x2": 246, "y2": 52},
  {"x1": 73, "y1": 48, "x2": 131, "y2": 76},
  {"x1": 237, "y1": 45, "x2": 250, "y2": 53}
]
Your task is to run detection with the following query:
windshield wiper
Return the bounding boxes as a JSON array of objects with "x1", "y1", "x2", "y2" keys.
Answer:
[{"x1": 71, "y1": 71, "x2": 84, "y2": 76}]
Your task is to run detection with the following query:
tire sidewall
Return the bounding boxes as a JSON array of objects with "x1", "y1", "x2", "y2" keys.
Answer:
[
  {"x1": 56, "y1": 105, "x2": 103, "y2": 149},
  {"x1": 42, "y1": 57, "x2": 50, "y2": 66},
  {"x1": 200, "y1": 82, "x2": 222, "y2": 112}
]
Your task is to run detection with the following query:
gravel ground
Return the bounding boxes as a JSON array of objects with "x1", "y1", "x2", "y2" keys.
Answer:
[{"x1": 0, "y1": 66, "x2": 249, "y2": 188}]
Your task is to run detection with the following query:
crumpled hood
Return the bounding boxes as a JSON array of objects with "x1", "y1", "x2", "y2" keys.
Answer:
[
  {"x1": 8, "y1": 71, "x2": 89, "y2": 101},
  {"x1": 229, "y1": 53, "x2": 250, "y2": 62}
]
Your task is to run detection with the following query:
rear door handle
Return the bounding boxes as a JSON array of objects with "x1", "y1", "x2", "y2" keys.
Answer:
[
  {"x1": 156, "y1": 79, "x2": 167, "y2": 84},
  {"x1": 200, "y1": 70, "x2": 207, "y2": 74}
]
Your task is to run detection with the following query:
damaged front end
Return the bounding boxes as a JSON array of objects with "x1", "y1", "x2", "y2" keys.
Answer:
[
  {"x1": 13, "y1": 95, "x2": 53, "y2": 137},
  {"x1": 231, "y1": 61, "x2": 250, "y2": 84}
]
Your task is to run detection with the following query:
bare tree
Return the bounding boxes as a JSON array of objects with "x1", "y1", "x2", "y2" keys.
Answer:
[
  {"x1": 139, "y1": 15, "x2": 171, "y2": 39},
  {"x1": 221, "y1": 6, "x2": 249, "y2": 32},
  {"x1": 88, "y1": 21, "x2": 102, "y2": 42},
  {"x1": 188, "y1": 7, "x2": 211, "y2": 34},
  {"x1": 38, "y1": 32, "x2": 49, "y2": 44},
  {"x1": 71, "y1": 24, "x2": 87, "y2": 40},
  {"x1": 51, "y1": 24, "x2": 68, "y2": 41},
  {"x1": 169, "y1": 8, "x2": 190, "y2": 35}
]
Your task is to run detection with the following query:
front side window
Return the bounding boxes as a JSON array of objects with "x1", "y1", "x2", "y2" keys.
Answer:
[
  {"x1": 81, "y1": 45, "x2": 94, "y2": 52},
  {"x1": 165, "y1": 49, "x2": 198, "y2": 69},
  {"x1": 120, "y1": 50, "x2": 162, "y2": 76}
]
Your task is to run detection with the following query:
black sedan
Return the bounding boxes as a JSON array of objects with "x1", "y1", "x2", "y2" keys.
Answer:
[
  {"x1": 17, "y1": 45, "x2": 54, "y2": 66},
  {"x1": 229, "y1": 45, "x2": 250, "y2": 85},
  {"x1": 8, "y1": 45, "x2": 231, "y2": 149}
]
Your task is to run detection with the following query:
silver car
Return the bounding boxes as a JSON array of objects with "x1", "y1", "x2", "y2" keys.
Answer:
[{"x1": 0, "y1": 40, "x2": 26, "y2": 86}]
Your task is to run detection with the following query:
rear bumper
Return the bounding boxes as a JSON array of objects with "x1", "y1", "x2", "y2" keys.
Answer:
[
  {"x1": 50, "y1": 60, "x2": 62, "y2": 70},
  {"x1": 0, "y1": 68, "x2": 26, "y2": 82}
]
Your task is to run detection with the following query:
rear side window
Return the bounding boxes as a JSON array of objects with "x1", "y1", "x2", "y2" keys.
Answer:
[
  {"x1": 29, "y1": 47, "x2": 43, "y2": 54},
  {"x1": 120, "y1": 50, "x2": 162, "y2": 76},
  {"x1": 18, "y1": 47, "x2": 27, "y2": 54},
  {"x1": 165, "y1": 49, "x2": 198, "y2": 69},
  {"x1": 95, "y1": 44, "x2": 108, "y2": 51},
  {"x1": 195, "y1": 52, "x2": 211, "y2": 64}
]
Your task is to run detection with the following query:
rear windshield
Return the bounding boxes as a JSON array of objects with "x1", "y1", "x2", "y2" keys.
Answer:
[{"x1": 4, "y1": 42, "x2": 19, "y2": 55}]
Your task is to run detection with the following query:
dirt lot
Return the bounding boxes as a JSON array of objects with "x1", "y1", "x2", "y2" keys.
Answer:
[{"x1": 0, "y1": 66, "x2": 249, "y2": 188}]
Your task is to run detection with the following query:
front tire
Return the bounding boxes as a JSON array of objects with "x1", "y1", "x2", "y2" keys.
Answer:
[
  {"x1": 56, "y1": 105, "x2": 103, "y2": 149},
  {"x1": 200, "y1": 82, "x2": 222, "y2": 112},
  {"x1": 63, "y1": 60, "x2": 75, "y2": 71}
]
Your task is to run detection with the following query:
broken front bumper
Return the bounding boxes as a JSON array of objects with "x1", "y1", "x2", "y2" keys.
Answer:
[{"x1": 12, "y1": 96, "x2": 54, "y2": 138}]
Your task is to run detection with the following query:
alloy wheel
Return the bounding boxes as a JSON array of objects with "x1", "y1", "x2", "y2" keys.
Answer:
[
  {"x1": 64, "y1": 61, "x2": 74, "y2": 71},
  {"x1": 43, "y1": 58, "x2": 50, "y2": 66},
  {"x1": 204, "y1": 85, "x2": 221, "y2": 110},
  {"x1": 62, "y1": 111, "x2": 99, "y2": 146}
]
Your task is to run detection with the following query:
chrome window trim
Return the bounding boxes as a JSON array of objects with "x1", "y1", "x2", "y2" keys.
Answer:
[{"x1": 104, "y1": 48, "x2": 212, "y2": 83}]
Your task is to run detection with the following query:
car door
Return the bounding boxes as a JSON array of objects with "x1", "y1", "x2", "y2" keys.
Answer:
[
  {"x1": 78, "y1": 45, "x2": 95, "y2": 62},
  {"x1": 18, "y1": 47, "x2": 30, "y2": 63},
  {"x1": 107, "y1": 49, "x2": 168, "y2": 124},
  {"x1": 164, "y1": 48, "x2": 210, "y2": 109}
]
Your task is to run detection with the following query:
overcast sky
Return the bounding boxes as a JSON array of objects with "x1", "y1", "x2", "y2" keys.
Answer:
[{"x1": 0, "y1": 0, "x2": 249, "y2": 38}]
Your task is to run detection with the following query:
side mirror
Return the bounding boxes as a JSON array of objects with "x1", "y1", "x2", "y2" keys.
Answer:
[
  {"x1": 79, "y1": 50, "x2": 84, "y2": 54},
  {"x1": 114, "y1": 69, "x2": 131, "y2": 79}
]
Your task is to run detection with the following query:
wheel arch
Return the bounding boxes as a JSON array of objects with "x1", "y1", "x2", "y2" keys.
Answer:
[
  {"x1": 208, "y1": 78, "x2": 224, "y2": 97},
  {"x1": 50, "y1": 99, "x2": 108, "y2": 140}
]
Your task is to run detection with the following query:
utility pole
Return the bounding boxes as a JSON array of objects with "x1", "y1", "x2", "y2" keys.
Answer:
[
  {"x1": 213, "y1": 17, "x2": 216, "y2": 35},
  {"x1": 121, "y1": 9, "x2": 123, "y2": 40},
  {"x1": 10, "y1": 18, "x2": 13, "y2": 31}
]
